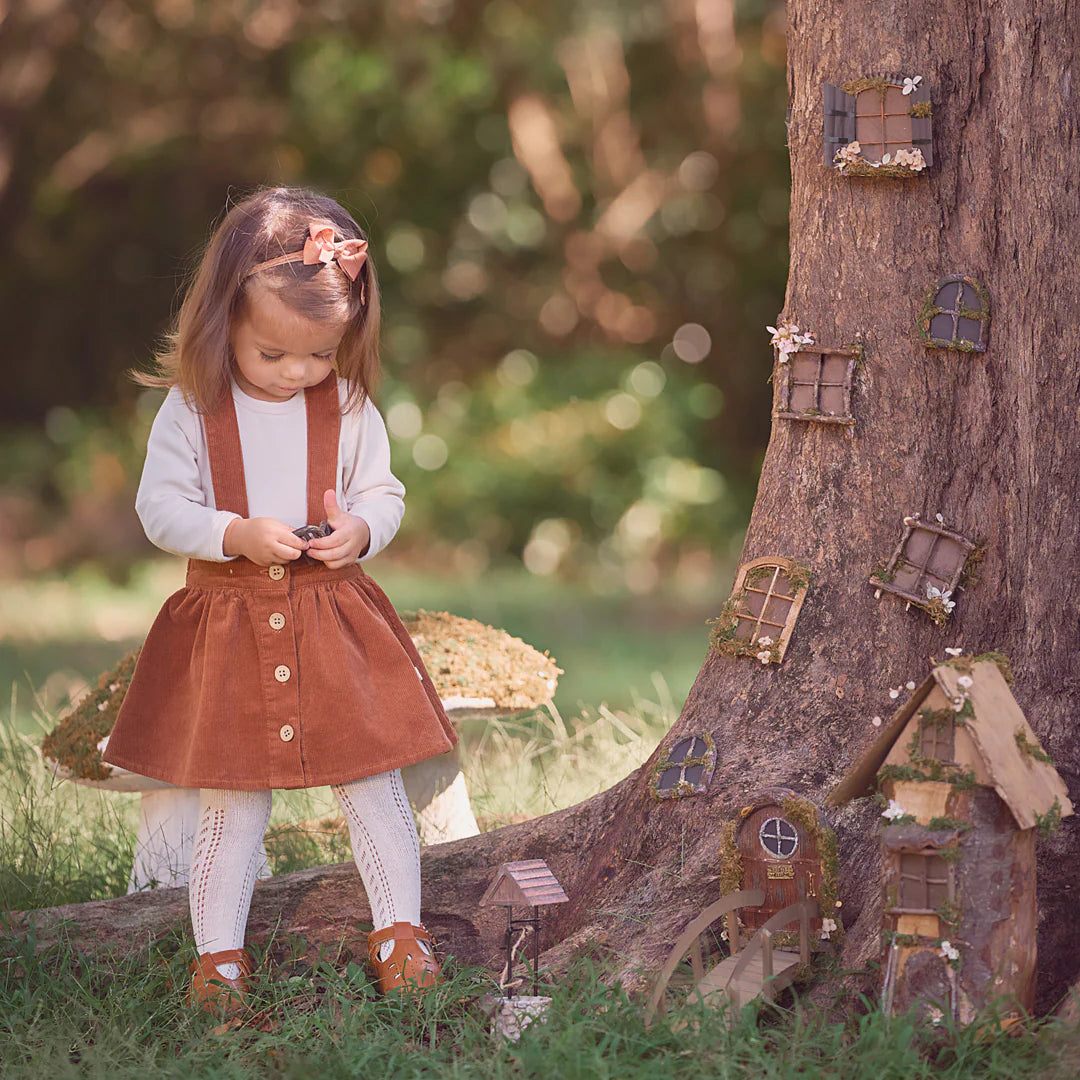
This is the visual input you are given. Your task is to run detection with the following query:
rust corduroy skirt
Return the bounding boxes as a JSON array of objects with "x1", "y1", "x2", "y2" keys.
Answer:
[{"x1": 103, "y1": 556, "x2": 457, "y2": 790}]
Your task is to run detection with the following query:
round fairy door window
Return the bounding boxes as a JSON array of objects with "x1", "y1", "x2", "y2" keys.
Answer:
[{"x1": 759, "y1": 817, "x2": 798, "y2": 858}]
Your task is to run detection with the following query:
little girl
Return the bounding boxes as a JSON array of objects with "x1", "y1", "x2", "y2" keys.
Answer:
[{"x1": 104, "y1": 187, "x2": 456, "y2": 1011}]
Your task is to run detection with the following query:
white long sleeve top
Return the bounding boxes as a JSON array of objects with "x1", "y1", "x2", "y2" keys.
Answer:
[{"x1": 135, "y1": 377, "x2": 406, "y2": 562}]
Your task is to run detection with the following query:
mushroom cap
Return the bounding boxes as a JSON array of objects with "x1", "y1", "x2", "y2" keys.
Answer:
[{"x1": 402, "y1": 609, "x2": 562, "y2": 713}]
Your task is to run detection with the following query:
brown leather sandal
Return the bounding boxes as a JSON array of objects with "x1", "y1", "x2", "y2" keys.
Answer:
[
  {"x1": 188, "y1": 948, "x2": 253, "y2": 1015},
  {"x1": 367, "y1": 922, "x2": 441, "y2": 994}
]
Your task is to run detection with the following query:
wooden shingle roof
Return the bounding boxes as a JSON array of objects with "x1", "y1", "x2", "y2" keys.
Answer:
[{"x1": 479, "y1": 860, "x2": 569, "y2": 907}]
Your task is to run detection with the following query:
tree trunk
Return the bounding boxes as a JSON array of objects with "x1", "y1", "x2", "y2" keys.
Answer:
[{"x1": 10, "y1": 0, "x2": 1080, "y2": 1013}]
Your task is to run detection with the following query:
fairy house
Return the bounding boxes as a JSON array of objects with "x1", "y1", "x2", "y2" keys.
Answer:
[
  {"x1": 720, "y1": 788, "x2": 838, "y2": 934},
  {"x1": 827, "y1": 656, "x2": 1073, "y2": 1022}
]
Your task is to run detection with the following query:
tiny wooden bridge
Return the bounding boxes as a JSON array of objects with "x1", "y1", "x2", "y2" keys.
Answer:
[{"x1": 645, "y1": 889, "x2": 820, "y2": 1026}]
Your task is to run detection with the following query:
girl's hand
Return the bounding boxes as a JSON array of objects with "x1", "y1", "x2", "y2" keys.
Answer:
[
  {"x1": 223, "y1": 517, "x2": 308, "y2": 566},
  {"x1": 305, "y1": 490, "x2": 372, "y2": 568}
]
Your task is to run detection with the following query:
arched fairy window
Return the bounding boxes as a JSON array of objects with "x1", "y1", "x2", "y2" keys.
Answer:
[
  {"x1": 711, "y1": 556, "x2": 810, "y2": 665},
  {"x1": 918, "y1": 275, "x2": 990, "y2": 353},
  {"x1": 650, "y1": 734, "x2": 716, "y2": 801},
  {"x1": 759, "y1": 817, "x2": 799, "y2": 858},
  {"x1": 824, "y1": 75, "x2": 932, "y2": 176}
]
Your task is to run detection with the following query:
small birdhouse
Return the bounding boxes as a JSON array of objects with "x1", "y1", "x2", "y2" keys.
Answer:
[
  {"x1": 827, "y1": 656, "x2": 1073, "y2": 1024},
  {"x1": 480, "y1": 860, "x2": 569, "y2": 998}
]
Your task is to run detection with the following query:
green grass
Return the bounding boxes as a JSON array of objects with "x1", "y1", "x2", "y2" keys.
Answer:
[{"x1": 0, "y1": 931, "x2": 1076, "y2": 1080}]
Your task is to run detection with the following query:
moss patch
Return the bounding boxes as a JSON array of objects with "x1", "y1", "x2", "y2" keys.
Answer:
[
  {"x1": 1015, "y1": 728, "x2": 1053, "y2": 765},
  {"x1": 717, "y1": 819, "x2": 743, "y2": 897},
  {"x1": 909, "y1": 100, "x2": 932, "y2": 118},
  {"x1": 781, "y1": 795, "x2": 840, "y2": 931},
  {"x1": 41, "y1": 648, "x2": 141, "y2": 780}
]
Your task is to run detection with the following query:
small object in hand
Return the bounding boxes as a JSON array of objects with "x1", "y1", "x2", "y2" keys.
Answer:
[{"x1": 292, "y1": 520, "x2": 333, "y2": 562}]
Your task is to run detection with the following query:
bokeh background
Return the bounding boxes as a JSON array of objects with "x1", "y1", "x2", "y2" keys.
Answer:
[{"x1": 0, "y1": 0, "x2": 788, "y2": 722}]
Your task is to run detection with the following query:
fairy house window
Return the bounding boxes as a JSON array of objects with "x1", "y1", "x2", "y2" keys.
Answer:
[
  {"x1": 650, "y1": 734, "x2": 716, "y2": 800},
  {"x1": 919, "y1": 713, "x2": 955, "y2": 762},
  {"x1": 824, "y1": 75, "x2": 932, "y2": 176},
  {"x1": 774, "y1": 347, "x2": 858, "y2": 426},
  {"x1": 896, "y1": 852, "x2": 950, "y2": 912},
  {"x1": 870, "y1": 517, "x2": 974, "y2": 625},
  {"x1": 712, "y1": 556, "x2": 810, "y2": 665},
  {"x1": 918, "y1": 275, "x2": 990, "y2": 353},
  {"x1": 826, "y1": 658, "x2": 1075, "y2": 1021}
]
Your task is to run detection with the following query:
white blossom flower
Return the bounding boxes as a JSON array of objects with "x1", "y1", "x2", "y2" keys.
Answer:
[
  {"x1": 757, "y1": 636, "x2": 774, "y2": 647},
  {"x1": 871, "y1": 715, "x2": 883, "y2": 728},
  {"x1": 902, "y1": 75, "x2": 923, "y2": 95},
  {"x1": 756, "y1": 650, "x2": 773, "y2": 664},
  {"x1": 821, "y1": 918, "x2": 837, "y2": 933},
  {"x1": 945, "y1": 647, "x2": 963, "y2": 657},
  {"x1": 882, "y1": 799, "x2": 908, "y2": 822},
  {"x1": 891, "y1": 147, "x2": 927, "y2": 173},
  {"x1": 935, "y1": 513, "x2": 944, "y2": 523},
  {"x1": 903, "y1": 512, "x2": 921, "y2": 526},
  {"x1": 881, "y1": 152, "x2": 892, "y2": 165},
  {"x1": 108, "y1": 683, "x2": 119, "y2": 693},
  {"x1": 97, "y1": 702, "x2": 107, "y2": 712},
  {"x1": 767, "y1": 322, "x2": 815, "y2": 361},
  {"x1": 939, "y1": 940, "x2": 960, "y2": 961},
  {"x1": 906, "y1": 681, "x2": 916, "y2": 691},
  {"x1": 926, "y1": 585, "x2": 956, "y2": 613},
  {"x1": 889, "y1": 688, "x2": 901, "y2": 700},
  {"x1": 833, "y1": 141, "x2": 863, "y2": 169},
  {"x1": 957, "y1": 675, "x2": 973, "y2": 689}
]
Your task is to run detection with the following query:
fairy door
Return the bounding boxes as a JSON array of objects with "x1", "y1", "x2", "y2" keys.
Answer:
[{"x1": 737, "y1": 804, "x2": 821, "y2": 930}]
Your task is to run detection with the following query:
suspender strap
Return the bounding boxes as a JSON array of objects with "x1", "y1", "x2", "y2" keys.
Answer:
[
  {"x1": 201, "y1": 373, "x2": 342, "y2": 524},
  {"x1": 305, "y1": 372, "x2": 342, "y2": 524},
  {"x1": 203, "y1": 386, "x2": 250, "y2": 518}
]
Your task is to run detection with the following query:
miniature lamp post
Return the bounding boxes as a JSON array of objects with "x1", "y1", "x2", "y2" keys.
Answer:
[{"x1": 480, "y1": 859, "x2": 569, "y2": 999}]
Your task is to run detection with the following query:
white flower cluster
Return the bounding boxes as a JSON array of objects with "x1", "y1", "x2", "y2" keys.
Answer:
[
  {"x1": 939, "y1": 940, "x2": 960, "y2": 962},
  {"x1": 902, "y1": 75, "x2": 923, "y2": 96},
  {"x1": 833, "y1": 141, "x2": 926, "y2": 174},
  {"x1": 926, "y1": 584, "x2": 956, "y2": 614},
  {"x1": 755, "y1": 635, "x2": 775, "y2": 664},
  {"x1": 951, "y1": 673, "x2": 974, "y2": 713},
  {"x1": 882, "y1": 799, "x2": 908, "y2": 822},
  {"x1": 819, "y1": 917, "x2": 838, "y2": 941},
  {"x1": 891, "y1": 147, "x2": 927, "y2": 172},
  {"x1": 766, "y1": 322, "x2": 814, "y2": 361}
]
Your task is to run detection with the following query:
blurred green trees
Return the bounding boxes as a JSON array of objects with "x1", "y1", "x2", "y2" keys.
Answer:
[{"x1": 0, "y1": 0, "x2": 789, "y2": 586}]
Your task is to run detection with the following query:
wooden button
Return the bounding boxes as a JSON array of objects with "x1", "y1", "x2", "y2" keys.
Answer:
[
  {"x1": 274, "y1": 665, "x2": 291, "y2": 682},
  {"x1": 269, "y1": 612, "x2": 286, "y2": 630},
  {"x1": 279, "y1": 724, "x2": 295, "y2": 742},
  {"x1": 268, "y1": 564, "x2": 286, "y2": 580}
]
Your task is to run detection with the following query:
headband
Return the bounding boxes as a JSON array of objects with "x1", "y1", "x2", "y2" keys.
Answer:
[{"x1": 245, "y1": 220, "x2": 368, "y2": 302}]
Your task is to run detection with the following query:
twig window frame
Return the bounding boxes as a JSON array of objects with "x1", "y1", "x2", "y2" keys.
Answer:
[
  {"x1": 893, "y1": 851, "x2": 953, "y2": 915},
  {"x1": 918, "y1": 274, "x2": 991, "y2": 353},
  {"x1": 775, "y1": 346, "x2": 859, "y2": 426},
  {"x1": 870, "y1": 521, "x2": 974, "y2": 609},
  {"x1": 650, "y1": 733, "x2": 717, "y2": 801},
  {"x1": 728, "y1": 557, "x2": 809, "y2": 664},
  {"x1": 919, "y1": 715, "x2": 957, "y2": 763}
]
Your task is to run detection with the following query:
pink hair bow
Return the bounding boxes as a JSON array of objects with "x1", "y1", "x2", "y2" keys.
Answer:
[{"x1": 302, "y1": 221, "x2": 368, "y2": 282}]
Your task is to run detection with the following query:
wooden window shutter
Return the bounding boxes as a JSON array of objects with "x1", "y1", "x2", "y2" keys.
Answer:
[
  {"x1": 909, "y1": 82, "x2": 933, "y2": 167},
  {"x1": 823, "y1": 83, "x2": 857, "y2": 166}
]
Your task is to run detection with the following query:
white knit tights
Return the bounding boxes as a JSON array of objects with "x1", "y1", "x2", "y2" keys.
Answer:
[{"x1": 189, "y1": 770, "x2": 423, "y2": 978}]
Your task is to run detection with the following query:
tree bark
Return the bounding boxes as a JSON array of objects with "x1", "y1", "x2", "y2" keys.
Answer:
[{"x1": 9, "y1": 0, "x2": 1080, "y2": 1013}]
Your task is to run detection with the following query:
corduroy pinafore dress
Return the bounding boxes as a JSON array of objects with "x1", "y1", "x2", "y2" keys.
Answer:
[{"x1": 103, "y1": 373, "x2": 456, "y2": 790}]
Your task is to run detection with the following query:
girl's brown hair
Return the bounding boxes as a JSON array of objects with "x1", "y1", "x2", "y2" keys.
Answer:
[{"x1": 136, "y1": 187, "x2": 380, "y2": 413}]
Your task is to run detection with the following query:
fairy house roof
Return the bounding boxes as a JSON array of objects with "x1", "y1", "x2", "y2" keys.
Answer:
[
  {"x1": 826, "y1": 658, "x2": 1073, "y2": 831},
  {"x1": 479, "y1": 860, "x2": 570, "y2": 908}
]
